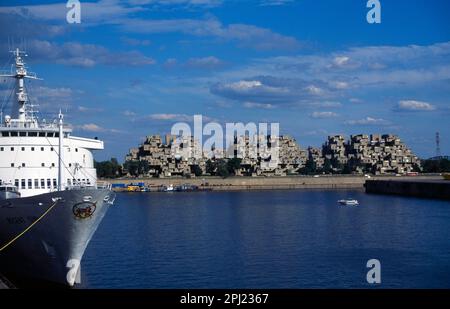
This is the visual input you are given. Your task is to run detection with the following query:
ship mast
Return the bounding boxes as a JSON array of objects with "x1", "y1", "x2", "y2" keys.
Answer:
[
  {"x1": 58, "y1": 110, "x2": 64, "y2": 191},
  {"x1": 0, "y1": 48, "x2": 40, "y2": 126}
]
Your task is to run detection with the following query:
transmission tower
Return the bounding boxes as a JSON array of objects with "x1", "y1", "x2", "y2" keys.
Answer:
[{"x1": 436, "y1": 132, "x2": 441, "y2": 158}]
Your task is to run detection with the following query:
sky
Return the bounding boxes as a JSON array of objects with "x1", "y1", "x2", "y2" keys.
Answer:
[{"x1": 0, "y1": 0, "x2": 449, "y2": 161}]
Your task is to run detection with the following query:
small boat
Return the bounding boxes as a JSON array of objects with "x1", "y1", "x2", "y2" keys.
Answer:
[
  {"x1": 338, "y1": 199, "x2": 359, "y2": 206},
  {"x1": 159, "y1": 184, "x2": 174, "y2": 192},
  {"x1": 0, "y1": 183, "x2": 21, "y2": 200}
]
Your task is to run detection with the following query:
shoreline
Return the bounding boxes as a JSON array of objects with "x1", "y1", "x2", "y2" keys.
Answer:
[{"x1": 103, "y1": 175, "x2": 442, "y2": 192}]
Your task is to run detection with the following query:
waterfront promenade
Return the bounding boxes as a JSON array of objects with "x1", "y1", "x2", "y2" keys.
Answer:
[{"x1": 105, "y1": 175, "x2": 442, "y2": 192}]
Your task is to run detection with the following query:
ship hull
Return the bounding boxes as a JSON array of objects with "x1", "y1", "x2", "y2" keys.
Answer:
[{"x1": 0, "y1": 188, "x2": 115, "y2": 287}]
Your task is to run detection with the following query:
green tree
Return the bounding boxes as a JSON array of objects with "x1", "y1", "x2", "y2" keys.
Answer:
[
  {"x1": 206, "y1": 159, "x2": 216, "y2": 175},
  {"x1": 300, "y1": 158, "x2": 316, "y2": 175},
  {"x1": 322, "y1": 158, "x2": 333, "y2": 174},
  {"x1": 123, "y1": 160, "x2": 140, "y2": 177},
  {"x1": 191, "y1": 165, "x2": 203, "y2": 177},
  {"x1": 227, "y1": 158, "x2": 242, "y2": 175},
  {"x1": 216, "y1": 159, "x2": 230, "y2": 178},
  {"x1": 95, "y1": 158, "x2": 123, "y2": 178}
]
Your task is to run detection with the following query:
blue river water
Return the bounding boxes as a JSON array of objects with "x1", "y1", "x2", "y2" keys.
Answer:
[{"x1": 80, "y1": 189, "x2": 450, "y2": 288}]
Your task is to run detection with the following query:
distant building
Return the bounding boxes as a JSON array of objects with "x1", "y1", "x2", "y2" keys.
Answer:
[{"x1": 124, "y1": 133, "x2": 421, "y2": 177}]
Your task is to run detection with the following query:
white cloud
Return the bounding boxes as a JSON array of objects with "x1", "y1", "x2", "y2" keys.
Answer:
[
  {"x1": 78, "y1": 106, "x2": 104, "y2": 113},
  {"x1": 120, "y1": 17, "x2": 301, "y2": 51},
  {"x1": 15, "y1": 40, "x2": 155, "y2": 67},
  {"x1": 146, "y1": 113, "x2": 194, "y2": 121},
  {"x1": 310, "y1": 111, "x2": 338, "y2": 119},
  {"x1": 77, "y1": 123, "x2": 121, "y2": 133},
  {"x1": 333, "y1": 56, "x2": 350, "y2": 67},
  {"x1": 79, "y1": 123, "x2": 105, "y2": 132},
  {"x1": 396, "y1": 100, "x2": 436, "y2": 111},
  {"x1": 243, "y1": 102, "x2": 275, "y2": 109},
  {"x1": 345, "y1": 117, "x2": 390, "y2": 126},
  {"x1": 123, "y1": 110, "x2": 137, "y2": 117}
]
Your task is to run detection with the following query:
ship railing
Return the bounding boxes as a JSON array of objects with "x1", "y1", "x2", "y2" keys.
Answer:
[
  {"x1": 97, "y1": 181, "x2": 112, "y2": 190},
  {"x1": 65, "y1": 182, "x2": 112, "y2": 190}
]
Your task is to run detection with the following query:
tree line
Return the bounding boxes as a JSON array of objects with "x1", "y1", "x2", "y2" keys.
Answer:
[{"x1": 95, "y1": 157, "x2": 450, "y2": 178}]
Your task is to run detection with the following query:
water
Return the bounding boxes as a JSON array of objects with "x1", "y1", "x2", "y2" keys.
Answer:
[{"x1": 80, "y1": 190, "x2": 450, "y2": 288}]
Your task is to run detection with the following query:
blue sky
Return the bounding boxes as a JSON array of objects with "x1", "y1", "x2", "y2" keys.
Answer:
[{"x1": 0, "y1": 0, "x2": 449, "y2": 161}]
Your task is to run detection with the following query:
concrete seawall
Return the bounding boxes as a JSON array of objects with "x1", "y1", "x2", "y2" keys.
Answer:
[
  {"x1": 365, "y1": 179, "x2": 450, "y2": 200},
  {"x1": 105, "y1": 175, "x2": 441, "y2": 192}
]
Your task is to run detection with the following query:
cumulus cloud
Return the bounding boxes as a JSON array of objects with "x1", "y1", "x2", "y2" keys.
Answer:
[
  {"x1": 77, "y1": 123, "x2": 121, "y2": 133},
  {"x1": 396, "y1": 100, "x2": 436, "y2": 111},
  {"x1": 209, "y1": 41, "x2": 450, "y2": 108},
  {"x1": 345, "y1": 117, "x2": 390, "y2": 126},
  {"x1": 210, "y1": 77, "x2": 331, "y2": 106},
  {"x1": 6, "y1": 40, "x2": 156, "y2": 67},
  {"x1": 144, "y1": 113, "x2": 194, "y2": 122},
  {"x1": 243, "y1": 102, "x2": 275, "y2": 109},
  {"x1": 310, "y1": 111, "x2": 338, "y2": 119},
  {"x1": 120, "y1": 17, "x2": 301, "y2": 51}
]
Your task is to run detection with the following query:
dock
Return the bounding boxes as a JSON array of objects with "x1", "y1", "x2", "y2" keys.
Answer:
[{"x1": 365, "y1": 178, "x2": 450, "y2": 200}]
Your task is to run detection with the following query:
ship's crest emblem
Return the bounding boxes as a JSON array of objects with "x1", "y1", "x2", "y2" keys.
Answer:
[{"x1": 72, "y1": 201, "x2": 97, "y2": 219}]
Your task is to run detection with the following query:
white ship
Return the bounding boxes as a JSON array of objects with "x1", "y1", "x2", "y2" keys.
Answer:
[{"x1": 0, "y1": 49, "x2": 115, "y2": 287}]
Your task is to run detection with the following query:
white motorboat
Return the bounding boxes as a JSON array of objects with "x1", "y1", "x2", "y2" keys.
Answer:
[{"x1": 338, "y1": 199, "x2": 359, "y2": 206}]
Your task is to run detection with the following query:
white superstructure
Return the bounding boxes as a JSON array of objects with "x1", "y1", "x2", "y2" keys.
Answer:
[{"x1": 0, "y1": 49, "x2": 102, "y2": 197}]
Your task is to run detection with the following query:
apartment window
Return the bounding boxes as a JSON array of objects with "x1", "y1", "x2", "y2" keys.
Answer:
[
  {"x1": 0, "y1": 147, "x2": 3, "y2": 151},
  {"x1": 41, "y1": 163, "x2": 45, "y2": 167},
  {"x1": 51, "y1": 163, "x2": 55, "y2": 167},
  {"x1": 10, "y1": 132, "x2": 18, "y2": 137},
  {"x1": 41, "y1": 147, "x2": 44, "y2": 151},
  {"x1": 53, "y1": 179, "x2": 57, "y2": 188},
  {"x1": 21, "y1": 147, "x2": 25, "y2": 151},
  {"x1": 69, "y1": 163, "x2": 72, "y2": 167},
  {"x1": 34, "y1": 179, "x2": 39, "y2": 189},
  {"x1": 75, "y1": 148, "x2": 78, "y2": 152},
  {"x1": 14, "y1": 179, "x2": 19, "y2": 188},
  {"x1": 67, "y1": 179, "x2": 71, "y2": 186},
  {"x1": 41, "y1": 179, "x2": 45, "y2": 188},
  {"x1": 39, "y1": 132, "x2": 45, "y2": 137},
  {"x1": 28, "y1": 179, "x2": 32, "y2": 189},
  {"x1": 21, "y1": 163, "x2": 25, "y2": 167},
  {"x1": 47, "y1": 133, "x2": 54, "y2": 138},
  {"x1": 28, "y1": 132, "x2": 37, "y2": 137},
  {"x1": 10, "y1": 147, "x2": 14, "y2": 151},
  {"x1": 50, "y1": 147, "x2": 54, "y2": 151},
  {"x1": 19, "y1": 132, "x2": 26, "y2": 137},
  {"x1": 1, "y1": 132, "x2": 8, "y2": 137},
  {"x1": 21, "y1": 179, "x2": 25, "y2": 189},
  {"x1": 11, "y1": 163, "x2": 14, "y2": 167},
  {"x1": 31, "y1": 147, "x2": 35, "y2": 151},
  {"x1": 47, "y1": 179, "x2": 51, "y2": 189}
]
